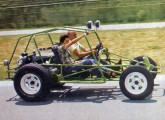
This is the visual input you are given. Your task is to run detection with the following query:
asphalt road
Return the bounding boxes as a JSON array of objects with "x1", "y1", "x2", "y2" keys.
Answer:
[
  {"x1": 0, "y1": 75, "x2": 165, "y2": 120},
  {"x1": 0, "y1": 22, "x2": 165, "y2": 36}
]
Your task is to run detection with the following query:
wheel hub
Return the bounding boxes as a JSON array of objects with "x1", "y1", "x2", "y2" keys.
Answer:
[
  {"x1": 135, "y1": 81, "x2": 139, "y2": 85},
  {"x1": 21, "y1": 73, "x2": 41, "y2": 95},
  {"x1": 125, "y1": 72, "x2": 148, "y2": 94},
  {"x1": 30, "y1": 81, "x2": 35, "y2": 85}
]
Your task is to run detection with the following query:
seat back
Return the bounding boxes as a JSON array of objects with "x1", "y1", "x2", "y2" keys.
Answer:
[{"x1": 51, "y1": 44, "x2": 62, "y2": 64}]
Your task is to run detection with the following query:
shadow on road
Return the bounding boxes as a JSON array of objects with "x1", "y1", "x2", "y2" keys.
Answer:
[
  {"x1": 8, "y1": 85, "x2": 125, "y2": 105},
  {"x1": 6, "y1": 95, "x2": 54, "y2": 106},
  {"x1": 47, "y1": 85, "x2": 125, "y2": 103},
  {"x1": 6, "y1": 85, "x2": 157, "y2": 106}
]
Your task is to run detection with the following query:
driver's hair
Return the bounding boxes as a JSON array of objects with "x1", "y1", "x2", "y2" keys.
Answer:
[
  {"x1": 59, "y1": 34, "x2": 69, "y2": 44},
  {"x1": 67, "y1": 31, "x2": 76, "y2": 36}
]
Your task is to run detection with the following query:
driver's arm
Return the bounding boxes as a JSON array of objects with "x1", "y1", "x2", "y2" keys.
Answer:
[
  {"x1": 80, "y1": 45, "x2": 96, "y2": 52},
  {"x1": 85, "y1": 47, "x2": 96, "y2": 51},
  {"x1": 73, "y1": 48, "x2": 97, "y2": 58},
  {"x1": 80, "y1": 46, "x2": 87, "y2": 52},
  {"x1": 65, "y1": 34, "x2": 85, "y2": 48}
]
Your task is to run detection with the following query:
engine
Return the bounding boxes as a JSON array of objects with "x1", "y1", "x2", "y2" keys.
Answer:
[{"x1": 17, "y1": 53, "x2": 33, "y2": 67}]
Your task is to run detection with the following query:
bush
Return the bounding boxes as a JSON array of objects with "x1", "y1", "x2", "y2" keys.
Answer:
[{"x1": 136, "y1": 10, "x2": 146, "y2": 21}]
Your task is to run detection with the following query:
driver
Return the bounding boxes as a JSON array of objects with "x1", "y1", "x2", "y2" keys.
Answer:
[
  {"x1": 67, "y1": 31, "x2": 98, "y2": 61},
  {"x1": 67, "y1": 31, "x2": 110, "y2": 65},
  {"x1": 67, "y1": 31, "x2": 121, "y2": 72}
]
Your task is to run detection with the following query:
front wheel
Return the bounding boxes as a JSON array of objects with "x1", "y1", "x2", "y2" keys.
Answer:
[
  {"x1": 120, "y1": 66, "x2": 154, "y2": 100},
  {"x1": 14, "y1": 64, "x2": 52, "y2": 102}
]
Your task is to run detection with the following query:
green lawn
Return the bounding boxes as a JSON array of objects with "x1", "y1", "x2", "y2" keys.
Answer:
[{"x1": 1, "y1": 28, "x2": 165, "y2": 80}]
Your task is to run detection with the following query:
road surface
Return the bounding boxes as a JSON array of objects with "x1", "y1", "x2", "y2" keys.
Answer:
[
  {"x1": 0, "y1": 22, "x2": 165, "y2": 36},
  {"x1": 0, "y1": 75, "x2": 165, "y2": 120}
]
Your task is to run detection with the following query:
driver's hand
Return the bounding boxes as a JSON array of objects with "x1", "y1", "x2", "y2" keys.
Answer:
[
  {"x1": 93, "y1": 50, "x2": 97, "y2": 54},
  {"x1": 86, "y1": 32, "x2": 89, "y2": 35}
]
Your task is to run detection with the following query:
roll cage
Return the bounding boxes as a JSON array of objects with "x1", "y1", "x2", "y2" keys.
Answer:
[{"x1": 5, "y1": 26, "x2": 161, "y2": 84}]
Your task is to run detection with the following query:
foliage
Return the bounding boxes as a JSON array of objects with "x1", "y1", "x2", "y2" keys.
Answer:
[{"x1": 0, "y1": 0, "x2": 164, "y2": 28}]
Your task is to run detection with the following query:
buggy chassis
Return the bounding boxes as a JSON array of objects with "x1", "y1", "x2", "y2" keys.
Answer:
[{"x1": 4, "y1": 21, "x2": 161, "y2": 101}]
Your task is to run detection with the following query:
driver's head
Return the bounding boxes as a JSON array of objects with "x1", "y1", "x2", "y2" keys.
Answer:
[
  {"x1": 60, "y1": 34, "x2": 69, "y2": 44},
  {"x1": 67, "y1": 31, "x2": 77, "y2": 40}
]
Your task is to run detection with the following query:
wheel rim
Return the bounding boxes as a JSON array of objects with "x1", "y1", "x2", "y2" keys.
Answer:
[
  {"x1": 21, "y1": 73, "x2": 41, "y2": 95},
  {"x1": 125, "y1": 72, "x2": 148, "y2": 95}
]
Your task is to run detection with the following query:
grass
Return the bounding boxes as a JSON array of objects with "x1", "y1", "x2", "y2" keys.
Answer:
[{"x1": 0, "y1": 27, "x2": 165, "y2": 80}]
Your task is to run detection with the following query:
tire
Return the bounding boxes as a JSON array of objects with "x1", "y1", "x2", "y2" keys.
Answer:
[
  {"x1": 120, "y1": 66, "x2": 154, "y2": 100},
  {"x1": 14, "y1": 64, "x2": 52, "y2": 102},
  {"x1": 130, "y1": 56, "x2": 157, "y2": 80}
]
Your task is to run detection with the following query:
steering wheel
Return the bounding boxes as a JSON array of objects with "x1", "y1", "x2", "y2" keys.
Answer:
[{"x1": 95, "y1": 42, "x2": 103, "y2": 55}]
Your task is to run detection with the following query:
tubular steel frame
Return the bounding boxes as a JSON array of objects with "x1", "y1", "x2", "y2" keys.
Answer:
[{"x1": 5, "y1": 27, "x2": 161, "y2": 83}]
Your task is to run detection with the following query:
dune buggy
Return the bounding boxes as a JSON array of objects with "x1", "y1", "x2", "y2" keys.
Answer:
[{"x1": 4, "y1": 21, "x2": 161, "y2": 102}]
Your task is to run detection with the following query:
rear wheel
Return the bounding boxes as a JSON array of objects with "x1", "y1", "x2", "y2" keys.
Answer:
[
  {"x1": 14, "y1": 64, "x2": 52, "y2": 102},
  {"x1": 20, "y1": 73, "x2": 41, "y2": 95},
  {"x1": 120, "y1": 66, "x2": 154, "y2": 100},
  {"x1": 130, "y1": 56, "x2": 157, "y2": 80}
]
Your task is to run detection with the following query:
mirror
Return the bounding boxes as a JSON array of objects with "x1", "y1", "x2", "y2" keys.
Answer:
[
  {"x1": 95, "y1": 20, "x2": 100, "y2": 28},
  {"x1": 4, "y1": 60, "x2": 9, "y2": 66},
  {"x1": 86, "y1": 20, "x2": 93, "y2": 29}
]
